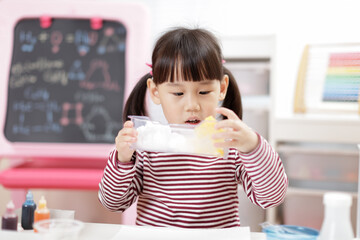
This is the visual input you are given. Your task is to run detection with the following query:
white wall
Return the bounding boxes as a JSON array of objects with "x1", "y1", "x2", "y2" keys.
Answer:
[{"x1": 109, "y1": 0, "x2": 360, "y2": 116}]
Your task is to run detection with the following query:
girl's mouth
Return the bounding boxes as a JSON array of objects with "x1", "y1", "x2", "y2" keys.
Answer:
[{"x1": 185, "y1": 119, "x2": 201, "y2": 125}]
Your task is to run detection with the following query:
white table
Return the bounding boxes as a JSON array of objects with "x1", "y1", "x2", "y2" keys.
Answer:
[{"x1": 0, "y1": 223, "x2": 266, "y2": 240}]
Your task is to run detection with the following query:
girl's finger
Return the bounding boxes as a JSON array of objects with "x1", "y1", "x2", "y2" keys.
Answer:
[
  {"x1": 123, "y1": 120, "x2": 134, "y2": 128},
  {"x1": 215, "y1": 107, "x2": 239, "y2": 120},
  {"x1": 117, "y1": 135, "x2": 137, "y2": 143},
  {"x1": 213, "y1": 139, "x2": 238, "y2": 149},
  {"x1": 214, "y1": 118, "x2": 243, "y2": 130},
  {"x1": 117, "y1": 141, "x2": 133, "y2": 149},
  {"x1": 119, "y1": 127, "x2": 137, "y2": 137},
  {"x1": 116, "y1": 121, "x2": 137, "y2": 138},
  {"x1": 212, "y1": 130, "x2": 241, "y2": 141}
]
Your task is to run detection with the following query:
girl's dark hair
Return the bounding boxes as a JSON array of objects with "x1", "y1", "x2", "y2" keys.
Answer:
[{"x1": 123, "y1": 27, "x2": 242, "y2": 122}]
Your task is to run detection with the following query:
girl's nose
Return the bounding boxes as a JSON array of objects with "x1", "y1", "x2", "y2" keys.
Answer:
[{"x1": 184, "y1": 95, "x2": 200, "y2": 112}]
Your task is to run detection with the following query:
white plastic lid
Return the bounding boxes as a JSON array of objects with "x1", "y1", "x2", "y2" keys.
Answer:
[
  {"x1": 26, "y1": 190, "x2": 34, "y2": 201},
  {"x1": 6, "y1": 200, "x2": 15, "y2": 211},
  {"x1": 5, "y1": 200, "x2": 16, "y2": 214},
  {"x1": 323, "y1": 192, "x2": 352, "y2": 207}
]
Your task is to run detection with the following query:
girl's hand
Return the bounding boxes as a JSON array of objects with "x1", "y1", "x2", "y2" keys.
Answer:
[
  {"x1": 115, "y1": 121, "x2": 137, "y2": 163},
  {"x1": 213, "y1": 107, "x2": 259, "y2": 153}
]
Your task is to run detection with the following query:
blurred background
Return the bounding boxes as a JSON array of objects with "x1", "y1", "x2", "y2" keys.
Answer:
[{"x1": 1, "y1": 0, "x2": 360, "y2": 233}]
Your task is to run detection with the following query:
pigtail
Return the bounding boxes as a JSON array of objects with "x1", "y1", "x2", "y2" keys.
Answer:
[
  {"x1": 122, "y1": 73, "x2": 152, "y2": 122},
  {"x1": 222, "y1": 67, "x2": 243, "y2": 120}
]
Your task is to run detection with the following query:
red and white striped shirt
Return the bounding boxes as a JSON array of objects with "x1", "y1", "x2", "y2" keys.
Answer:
[{"x1": 98, "y1": 135, "x2": 288, "y2": 228}]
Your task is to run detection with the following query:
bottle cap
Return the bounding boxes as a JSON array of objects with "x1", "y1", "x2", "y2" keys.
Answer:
[
  {"x1": 38, "y1": 196, "x2": 47, "y2": 209},
  {"x1": 26, "y1": 190, "x2": 34, "y2": 202},
  {"x1": 5, "y1": 200, "x2": 15, "y2": 214},
  {"x1": 323, "y1": 192, "x2": 352, "y2": 207}
]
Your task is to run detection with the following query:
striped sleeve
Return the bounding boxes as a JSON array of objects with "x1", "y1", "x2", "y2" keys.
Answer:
[
  {"x1": 235, "y1": 134, "x2": 288, "y2": 209},
  {"x1": 98, "y1": 149, "x2": 143, "y2": 212}
]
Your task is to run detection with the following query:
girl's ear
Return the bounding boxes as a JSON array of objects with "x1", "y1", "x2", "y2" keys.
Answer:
[
  {"x1": 147, "y1": 78, "x2": 161, "y2": 105},
  {"x1": 219, "y1": 74, "x2": 229, "y2": 101}
]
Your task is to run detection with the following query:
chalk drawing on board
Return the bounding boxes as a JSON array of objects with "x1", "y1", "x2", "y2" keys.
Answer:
[
  {"x1": 12, "y1": 86, "x2": 61, "y2": 135},
  {"x1": 50, "y1": 30, "x2": 63, "y2": 54},
  {"x1": 74, "y1": 30, "x2": 98, "y2": 56},
  {"x1": 11, "y1": 100, "x2": 62, "y2": 135},
  {"x1": 81, "y1": 105, "x2": 121, "y2": 142},
  {"x1": 80, "y1": 59, "x2": 120, "y2": 91},
  {"x1": 10, "y1": 58, "x2": 64, "y2": 88},
  {"x1": 68, "y1": 60, "x2": 85, "y2": 81},
  {"x1": 38, "y1": 31, "x2": 49, "y2": 43},
  {"x1": 60, "y1": 102, "x2": 84, "y2": 126},
  {"x1": 19, "y1": 30, "x2": 37, "y2": 52},
  {"x1": 43, "y1": 68, "x2": 68, "y2": 86},
  {"x1": 5, "y1": 18, "x2": 126, "y2": 143},
  {"x1": 97, "y1": 27, "x2": 125, "y2": 55}
]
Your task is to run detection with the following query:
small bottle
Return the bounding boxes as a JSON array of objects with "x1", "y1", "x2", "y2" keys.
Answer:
[
  {"x1": 34, "y1": 196, "x2": 50, "y2": 231},
  {"x1": 318, "y1": 192, "x2": 354, "y2": 240},
  {"x1": 1, "y1": 200, "x2": 18, "y2": 231},
  {"x1": 21, "y1": 190, "x2": 37, "y2": 230}
]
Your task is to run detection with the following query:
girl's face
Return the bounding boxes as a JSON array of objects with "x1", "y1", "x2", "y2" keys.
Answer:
[{"x1": 147, "y1": 76, "x2": 229, "y2": 125}]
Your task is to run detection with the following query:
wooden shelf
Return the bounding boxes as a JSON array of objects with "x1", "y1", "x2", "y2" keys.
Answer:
[
  {"x1": 268, "y1": 112, "x2": 360, "y2": 224},
  {"x1": 271, "y1": 113, "x2": 360, "y2": 145},
  {"x1": 242, "y1": 95, "x2": 270, "y2": 112},
  {"x1": 286, "y1": 186, "x2": 358, "y2": 197},
  {"x1": 276, "y1": 141, "x2": 359, "y2": 155}
]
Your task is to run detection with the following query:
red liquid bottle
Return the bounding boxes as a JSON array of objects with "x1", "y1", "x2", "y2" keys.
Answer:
[{"x1": 1, "y1": 200, "x2": 18, "y2": 231}]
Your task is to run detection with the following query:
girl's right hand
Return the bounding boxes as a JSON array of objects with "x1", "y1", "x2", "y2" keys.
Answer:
[{"x1": 115, "y1": 120, "x2": 137, "y2": 163}]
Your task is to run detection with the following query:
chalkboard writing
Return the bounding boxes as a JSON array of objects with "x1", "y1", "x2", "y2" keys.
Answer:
[{"x1": 4, "y1": 18, "x2": 126, "y2": 143}]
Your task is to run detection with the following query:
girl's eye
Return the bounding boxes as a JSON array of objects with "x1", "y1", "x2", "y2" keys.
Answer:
[
  {"x1": 173, "y1": 92, "x2": 183, "y2": 96},
  {"x1": 199, "y1": 91, "x2": 210, "y2": 95}
]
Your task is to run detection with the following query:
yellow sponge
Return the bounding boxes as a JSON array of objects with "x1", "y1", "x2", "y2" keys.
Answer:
[{"x1": 194, "y1": 116, "x2": 224, "y2": 156}]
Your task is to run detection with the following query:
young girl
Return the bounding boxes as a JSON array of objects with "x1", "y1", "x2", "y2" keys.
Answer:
[{"x1": 98, "y1": 27, "x2": 288, "y2": 228}]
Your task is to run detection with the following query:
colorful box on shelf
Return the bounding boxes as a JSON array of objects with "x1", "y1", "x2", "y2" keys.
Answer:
[{"x1": 129, "y1": 116, "x2": 225, "y2": 157}]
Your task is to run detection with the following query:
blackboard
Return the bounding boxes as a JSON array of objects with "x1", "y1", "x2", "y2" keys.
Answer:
[{"x1": 4, "y1": 18, "x2": 126, "y2": 143}]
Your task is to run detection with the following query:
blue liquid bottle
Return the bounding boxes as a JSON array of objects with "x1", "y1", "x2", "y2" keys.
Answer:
[
  {"x1": 1, "y1": 200, "x2": 18, "y2": 231},
  {"x1": 21, "y1": 190, "x2": 37, "y2": 230}
]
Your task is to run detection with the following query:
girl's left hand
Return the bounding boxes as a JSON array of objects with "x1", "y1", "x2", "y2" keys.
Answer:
[{"x1": 213, "y1": 107, "x2": 259, "y2": 153}]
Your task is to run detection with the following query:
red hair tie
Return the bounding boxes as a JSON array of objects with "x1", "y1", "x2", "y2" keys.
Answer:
[{"x1": 145, "y1": 63, "x2": 153, "y2": 76}]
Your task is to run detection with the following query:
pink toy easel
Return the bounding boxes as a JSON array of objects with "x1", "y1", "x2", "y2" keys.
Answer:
[{"x1": 0, "y1": 0, "x2": 150, "y2": 225}]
